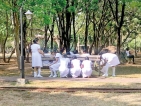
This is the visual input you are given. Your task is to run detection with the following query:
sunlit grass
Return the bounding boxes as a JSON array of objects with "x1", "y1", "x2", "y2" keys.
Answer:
[
  {"x1": 0, "y1": 90, "x2": 141, "y2": 106},
  {"x1": 0, "y1": 59, "x2": 141, "y2": 106},
  {"x1": 92, "y1": 65, "x2": 141, "y2": 78},
  {"x1": 0, "y1": 60, "x2": 141, "y2": 89}
]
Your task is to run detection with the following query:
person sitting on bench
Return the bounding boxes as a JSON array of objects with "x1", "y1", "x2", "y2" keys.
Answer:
[
  {"x1": 125, "y1": 47, "x2": 135, "y2": 64},
  {"x1": 59, "y1": 54, "x2": 70, "y2": 78},
  {"x1": 81, "y1": 57, "x2": 93, "y2": 78},
  {"x1": 70, "y1": 55, "x2": 81, "y2": 78},
  {"x1": 49, "y1": 50, "x2": 62, "y2": 78}
]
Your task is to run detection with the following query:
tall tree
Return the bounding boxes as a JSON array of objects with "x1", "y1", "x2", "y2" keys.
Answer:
[{"x1": 108, "y1": 0, "x2": 126, "y2": 55}]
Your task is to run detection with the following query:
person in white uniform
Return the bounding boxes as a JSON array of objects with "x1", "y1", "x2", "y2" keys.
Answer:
[
  {"x1": 59, "y1": 54, "x2": 70, "y2": 78},
  {"x1": 100, "y1": 49, "x2": 120, "y2": 77},
  {"x1": 81, "y1": 57, "x2": 93, "y2": 78},
  {"x1": 70, "y1": 55, "x2": 81, "y2": 78},
  {"x1": 49, "y1": 51, "x2": 62, "y2": 77},
  {"x1": 31, "y1": 38, "x2": 44, "y2": 78}
]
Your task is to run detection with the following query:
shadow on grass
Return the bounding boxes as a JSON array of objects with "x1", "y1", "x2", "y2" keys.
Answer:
[{"x1": 0, "y1": 88, "x2": 141, "y2": 106}]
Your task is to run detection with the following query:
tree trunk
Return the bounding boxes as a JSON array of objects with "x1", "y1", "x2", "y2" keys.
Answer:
[
  {"x1": 2, "y1": 11, "x2": 9, "y2": 63},
  {"x1": 65, "y1": 0, "x2": 71, "y2": 52},
  {"x1": 13, "y1": 10, "x2": 20, "y2": 69}
]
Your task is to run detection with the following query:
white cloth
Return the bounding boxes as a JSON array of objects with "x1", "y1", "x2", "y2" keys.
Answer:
[
  {"x1": 126, "y1": 50, "x2": 130, "y2": 56},
  {"x1": 59, "y1": 58, "x2": 70, "y2": 77},
  {"x1": 81, "y1": 60, "x2": 92, "y2": 78},
  {"x1": 31, "y1": 44, "x2": 42, "y2": 67},
  {"x1": 102, "y1": 53, "x2": 120, "y2": 67},
  {"x1": 55, "y1": 53, "x2": 62, "y2": 62},
  {"x1": 70, "y1": 59, "x2": 81, "y2": 78},
  {"x1": 100, "y1": 53, "x2": 120, "y2": 76},
  {"x1": 49, "y1": 53, "x2": 62, "y2": 72}
]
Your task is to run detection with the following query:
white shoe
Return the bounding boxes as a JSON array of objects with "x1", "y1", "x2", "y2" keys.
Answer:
[
  {"x1": 49, "y1": 75, "x2": 53, "y2": 77},
  {"x1": 61, "y1": 76, "x2": 68, "y2": 78},
  {"x1": 37, "y1": 75, "x2": 43, "y2": 78},
  {"x1": 102, "y1": 74, "x2": 108, "y2": 77},
  {"x1": 34, "y1": 72, "x2": 37, "y2": 77},
  {"x1": 53, "y1": 75, "x2": 57, "y2": 78}
]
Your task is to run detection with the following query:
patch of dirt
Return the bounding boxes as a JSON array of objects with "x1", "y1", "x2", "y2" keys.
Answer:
[{"x1": 0, "y1": 58, "x2": 32, "y2": 76}]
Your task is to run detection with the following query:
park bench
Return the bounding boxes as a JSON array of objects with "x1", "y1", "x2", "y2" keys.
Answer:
[
  {"x1": 42, "y1": 54, "x2": 103, "y2": 76},
  {"x1": 119, "y1": 50, "x2": 133, "y2": 64}
]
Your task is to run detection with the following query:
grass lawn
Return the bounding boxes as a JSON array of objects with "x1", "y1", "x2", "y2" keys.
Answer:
[
  {"x1": 0, "y1": 57, "x2": 141, "y2": 106},
  {"x1": 0, "y1": 90, "x2": 141, "y2": 106}
]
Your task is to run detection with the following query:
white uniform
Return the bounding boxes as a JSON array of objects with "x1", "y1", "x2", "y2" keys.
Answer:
[
  {"x1": 100, "y1": 53, "x2": 120, "y2": 77},
  {"x1": 70, "y1": 59, "x2": 81, "y2": 78},
  {"x1": 59, "y1": 58, "x2": 70, "y2": 77},
  {"x1": 81, "y1": 60, "x2": 92, "y2": 78},
  {"x1": 31, "y1": 44, "x2": 42, "y2": 67},
  {"x1": 49, "y1": 53, "x2": 62, "y2": 71},
  {"x1": 49, "y1": 53, "x2": 62, "y2": 77}
]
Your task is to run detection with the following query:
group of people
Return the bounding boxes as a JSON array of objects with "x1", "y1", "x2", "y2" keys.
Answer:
[
  {"x1": 48, "y1": 50, "x2": 93, "y2": 78},
  {"x1": 30, "y1": 38, "x2": 131, "y2": 78}
]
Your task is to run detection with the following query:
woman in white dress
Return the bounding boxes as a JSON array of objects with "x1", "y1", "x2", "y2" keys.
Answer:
[
  {"x1": 81, "y1": 57, "x2": 93, "y2": 78},
  {"x1": 70, "y1": 56, "x2": 81, "y2": 78},
  {"x1": 59, "y1": 54, "x2": 70, "y2": 78},
  {"x1": 31, "y1": 38, "x2": 44, "y2": 78},
  {"x1": 49, "y1": 51, "x2": 62, "y2": 77},
  {"x1": 100, "y1": 49, "x2": 120, "y2": 77}
]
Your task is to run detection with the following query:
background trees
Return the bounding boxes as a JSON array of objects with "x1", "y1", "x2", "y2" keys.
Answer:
[{"x1": 0, "y1": 0, "x2": 141, "y2": 65}]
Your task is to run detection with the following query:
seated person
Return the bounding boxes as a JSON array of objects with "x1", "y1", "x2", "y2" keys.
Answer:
[
  {"x1": 125, "y1": 47, "x2": 135, "y2": 64},
  {"x1": 70, "y1": 55, "x2": 81, "y2": 78},
  {"x1": 59, "y1": 54, "x2": 70, "y2": 78},
  {"x1": 100, "y1": 49, "x2": 120, "y2": 77},
  {"x1": 81, "y1": 49, "x2": 90, "y2": 56},
  {"x1": 49, "y1": 50, "x2": 62, "y2": 78},
  {"x1": 81, "y1": 57, "x2": 93, "y2": 78},
  {"x1": 73, "y1": 50, "x2": 80, "y2": 56}
]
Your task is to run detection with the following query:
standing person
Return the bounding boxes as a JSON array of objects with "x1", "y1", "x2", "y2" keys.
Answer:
[
  {"x1": 81, "y1": 57, "x2": 93, "y2": 78},
  {"x1": 59, "y1": 54, "x2": 70, "y2": 78},
  {"x1": 100, "y1": 49, "x2": 120, "y2": 77},
  {"x1": 70, "y1": 55, "x2": 81, "y2": 78},
  {"x1": 31, "y1": 38, "x2": 44, "y2": 78},
  {"x1": 125, "y1": 47, "x2": 135, "y2": 64},
  {"x1": 49, "y1": 50, "x2": 62, "y2": 77}
]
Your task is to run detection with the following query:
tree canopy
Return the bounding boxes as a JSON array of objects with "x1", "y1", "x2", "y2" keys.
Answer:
[{"x1": 0, "y1": 0, "x2": 141, "y2": 64}]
